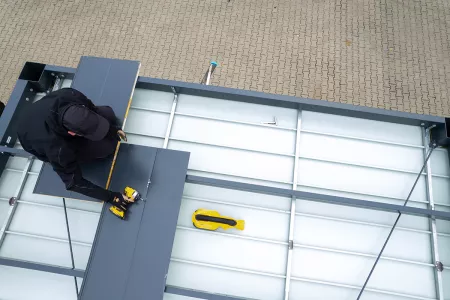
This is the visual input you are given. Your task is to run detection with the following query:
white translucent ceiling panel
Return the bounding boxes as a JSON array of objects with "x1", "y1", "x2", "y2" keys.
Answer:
[
  {"x1": 438, "y1": 234, "x2": 450, "y2": 266},
  {"x1": 289, "y1": 279, "x2": 425, "y2": 300},
  {"x1": 131, "y1": 89, "x2": 174, "y2": 111},
  {"x1": 126, "y1": 134, "x2": 164, "y2": 148},
  {"x1": 31, "y1": 159, "x2": 43, "y2": 173},
  {"x1": 0, "y1": 170, "x2": 21, "y2": 199},
  {"x1": 171, "y1": 115, "x2": 296, "y2": 155},
  {"x1": 301, "y1": 111, "x2": 423, "y2": 146},
  {"x1": 167, "y1": 260, "x2": 284, "y2": 300},
  {"x1": 5, "y1": 156, "x2": 28, "y2": 170},
  {"x1": 297, "y1": 159, "x2": 427, "y2": 203},
  {"x1": 430, "y1": 148, "x2": 449, "y2": 177},
  {"x1": 0, "y1": 200, "x2": 9, "y2": 225},
  {"x1": 176, "y1": 94, "x2": 298, "y2": 129},
  {"x1": 443, "y1": 270, "x2": 450, "y2": 298},
  {"x1": 1, "y1": 233, "x2": 92, "y2": 270},
  {"x1": 296, "y1": 199, "x2": 429, "y2": 231},
  {"x1": 294, "y1": 214, "x2": 432, "y2": 263},
  {"x1": 432, "y1": 176, "x2": 450, "y2": 206},
  {"x1": 8, "y1": 204, "x2": 97, "y2": 245},
  {"x1": 292, "y1": 248, "x2": 436, "y2": 299},
  {"x1": 0, "y1": 266, "x2": 77, "y2": 300},
  {"x1": 0, "y1": 234, "x2": 72, "y2": 268},
  {"x1": 169, "y1": 140, "x2": 294, "y2": 184},
  {"x1": 299, "y1": 132, "x2": 424, "y2": 171},
  {"x1": 125, "y1": 109, "x2": 169, "y2": 138},
  {"x1": 172, "y1": 229, "x2": 286, "y2": 275},
  {"x1": 436, "y1": 217, "x2": 450, "y2": 235},
  {"x1": 20, "y1": 174, "x2": 103, "y2": 213}
]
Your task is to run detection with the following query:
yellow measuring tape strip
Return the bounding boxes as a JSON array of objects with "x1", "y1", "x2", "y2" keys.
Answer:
[{"x1": 105, "y1": 63, "x2": 141, "y2": 190}]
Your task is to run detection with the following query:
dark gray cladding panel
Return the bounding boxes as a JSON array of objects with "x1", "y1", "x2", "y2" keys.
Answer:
[{"x1": 80, "y1": 144, "x2": 190, "y2": 300}]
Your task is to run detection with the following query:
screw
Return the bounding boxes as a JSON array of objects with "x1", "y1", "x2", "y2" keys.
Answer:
[
  {"x1": 25, "y1": 97, "x2": 29, "y2": 101},
  {"x1": 30, "y1": 88, "x2": 33, "y2": 92},
  {"x1": 51, "y1": 73, "x2": 55, "y2": 76},
  {"x1": 61, "y1": 74, "x2": 65, "y2": 78}
]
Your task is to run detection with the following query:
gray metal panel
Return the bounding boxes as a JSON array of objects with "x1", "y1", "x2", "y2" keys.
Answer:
[
  {"x1": 80, "y1": 144, "x2": 156, "y2": 300},
  {"x1": 125, "y1": 148, "x2": 189, "y2": 299},
  {"x1": 34, "y1": 56, "x2": 140, "y2": 200},
  {"x1": 72, "y1": 56, "x2": 140, "y2": 113},
  {"x1": 80, "y1": 144, "x2": 189, "y2": 300}
]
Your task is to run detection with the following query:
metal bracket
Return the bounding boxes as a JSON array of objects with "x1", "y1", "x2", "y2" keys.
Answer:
[
  {"x1": 436, "y1": 261, "x2": 444, "y2": 272},
  {"x1": 8, "y1": 197, "x2": 16, "y2": 206},
  {"x1": 262, "y1": 116, "x2": 278, "y2": 126},
  {"x1": 288, "y1": 240, "x2": 293, "y2": 250}
]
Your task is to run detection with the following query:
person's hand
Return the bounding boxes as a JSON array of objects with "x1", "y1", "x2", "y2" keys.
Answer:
[
  {"x1": 117, "y1": 130, "x2": 127, "y2": 142},
  {"x1": 110, "y1": 192, "x2": 133, "y2": 207},
  {"x1": 122, "y1": 193, "x2": 134, "y2": 203}
]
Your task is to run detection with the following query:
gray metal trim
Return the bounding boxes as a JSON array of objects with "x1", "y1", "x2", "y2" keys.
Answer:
[
  {"x1": 0, "y1": 146, "x2": 33, "y2": 158},
  {"x1": 165, "y1": 285, "x2": 249, "y2": 300},
  {"x1": 0, "y1": 257, "x2": 84, "y2": 278},
  {"x1": 136, "y1": 77, "x2": 444, "y2": 127},
  {"x1": 185, "y1": 175, "x2": 450, "y2": 220}
]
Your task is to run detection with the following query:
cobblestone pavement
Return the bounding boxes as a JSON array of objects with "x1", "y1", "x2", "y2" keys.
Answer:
[{"x1": 1, "y1": 0, "x2": 450, "y2": 116}]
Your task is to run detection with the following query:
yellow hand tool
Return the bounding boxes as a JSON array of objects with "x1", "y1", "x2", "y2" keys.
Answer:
[
  {"x1": 192, "y1": 209, "x2": 245, "y2": 231},
  {"x1": 109, "y1": 186, "x2": 142, "y2": 219}
]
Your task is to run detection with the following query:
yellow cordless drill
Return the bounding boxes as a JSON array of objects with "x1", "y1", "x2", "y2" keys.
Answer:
[{"x1": 109, "y1": 186, "x2": 143, "y2": 219}]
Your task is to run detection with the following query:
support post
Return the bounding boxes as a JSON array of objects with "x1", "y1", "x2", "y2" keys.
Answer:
[
  {"x1": 284, "y1": 110, "x2": 302, "y2": 300},
  {"x1": 422, "y1": 127, "x2": 445, "y2": 300}
]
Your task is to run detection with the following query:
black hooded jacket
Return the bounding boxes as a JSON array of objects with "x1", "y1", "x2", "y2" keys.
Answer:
[{"x1": 17, "y1": 88, "x2": 118, "y2": 202}]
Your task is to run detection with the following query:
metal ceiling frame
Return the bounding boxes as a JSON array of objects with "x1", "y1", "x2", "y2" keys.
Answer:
[{"x1": 0, "y1": 61, "x2": 449, "y2": 300}]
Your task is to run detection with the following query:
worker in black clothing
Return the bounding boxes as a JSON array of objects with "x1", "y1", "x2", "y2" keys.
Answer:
[{"x1": 17, "y1": 88, "x2": 132, "y2": 205}]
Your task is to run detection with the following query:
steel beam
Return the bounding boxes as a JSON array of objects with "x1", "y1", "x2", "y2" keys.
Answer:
[
  {"x1": 0, "y1": 146, "x2": 33, "y2": 158},
  {"x1": 165, "y1": 285, "x2": 248, "y2": 300},
  {"x1": 136, "y1": 76, "x2": 444, "y2": 127},
  {"x1": 422, "y1": 127, "x2": 445, "y2": 300},
  {"x1": 0, "y1": 257, "x2": 84, "y2": 278},
  {"x1": 185, "y1": 175, "x2": 450, "y2": 220}
]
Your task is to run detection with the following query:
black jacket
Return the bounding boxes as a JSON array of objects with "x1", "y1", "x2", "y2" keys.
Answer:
[{"x1": 17, "y1": 88, "x2": 118, "y2": 202}]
